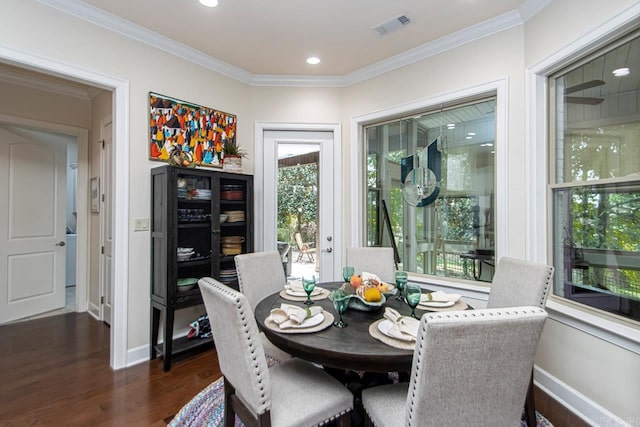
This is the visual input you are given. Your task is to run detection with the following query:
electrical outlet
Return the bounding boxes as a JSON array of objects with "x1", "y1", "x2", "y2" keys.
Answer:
[{"x1": 134, "y1": 217, "x2": 149, "y2": 231}]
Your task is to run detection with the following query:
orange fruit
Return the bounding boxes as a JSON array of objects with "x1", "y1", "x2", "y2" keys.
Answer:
[{"x1": 350, "y1": 274, "x2": 363, "y2": 287}]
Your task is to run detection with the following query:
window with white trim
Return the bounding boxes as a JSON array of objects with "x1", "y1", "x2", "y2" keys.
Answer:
[
  {"x1": 549, "y1": 30, "x2": 640, "y2": 323},
  {"x1": 364, "y1": 95, "x2": 496, "y2": 282}
]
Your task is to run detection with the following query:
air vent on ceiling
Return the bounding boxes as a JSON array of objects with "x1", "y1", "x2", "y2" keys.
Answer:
[{"x1": 372, "y1": 13, "x2": 412, "y2": 37}]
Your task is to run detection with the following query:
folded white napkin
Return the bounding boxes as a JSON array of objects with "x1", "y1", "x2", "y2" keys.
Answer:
[
  {"x1": 383, "y1": 307, "x2": 419, "y2": 340},
  {"x1": 285, "y1": 279, "x2": 321, "y2": 295},
  {"x1": 270, "y1": 303, "x2": 323, "y2": 329},
  {"x1": 420, "y1": 290, "x2": 461, "y2": 304}
]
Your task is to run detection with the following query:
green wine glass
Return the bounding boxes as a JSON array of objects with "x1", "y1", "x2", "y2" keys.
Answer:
[
  {"x1": 302, "y1": 276, "x2": 316, "y2": 306},
  {"x1": 394, "y1": 271, "x2": 408, "y2": 301},
  {"x1": 331, "y1": 288, "x2": 350, "y2": 328},
  {"x1": 405, "y1": 284, "x2": 422, "y2": 318},
  {"x1": 342, "y1": 266, "x2": 355, "y2": 283}
]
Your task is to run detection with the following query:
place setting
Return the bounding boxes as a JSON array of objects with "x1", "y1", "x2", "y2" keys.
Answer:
[
  {"x1": 417, "y1": 290, "x2": 468, "y2": 312},
  {"x1": 368, "y1": 307, "x2": 419, "y2": 350},
  {"x1": 264, "y1": 302, "x2": 334, "y2": 334},
  {"x1": 279, "y1": 276, "x2": 331, "y2": 302}
]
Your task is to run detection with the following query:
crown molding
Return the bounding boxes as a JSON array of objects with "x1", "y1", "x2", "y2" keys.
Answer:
[
  {"x1": 37, "y1": 0, "x2": 254, "y2": 85},
  {"x1": 342, "y1": 9, "x2": 524, "y2": 86},
  {"x1": 38, "y1": 0, "x2": 548, "y2": 88},
  {"x1": 0, "y1": 66, "x2": 92, "y2": 100}
]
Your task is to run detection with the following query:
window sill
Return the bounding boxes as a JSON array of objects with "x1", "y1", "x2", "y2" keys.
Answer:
[
  {"x1": 410, "y1": 274, "x2": 640, "y2": 355},
  {"x1": 545, "y1": 297, "x2": 640, "y2": 355}
]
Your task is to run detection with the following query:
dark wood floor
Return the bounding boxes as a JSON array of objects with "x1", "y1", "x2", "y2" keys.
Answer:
[{"x1": 0, "y1": 312, "x2": 590, "y2": 426}]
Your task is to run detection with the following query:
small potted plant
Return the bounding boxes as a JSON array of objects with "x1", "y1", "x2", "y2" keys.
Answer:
[{"x1": 222, "y1": 140, "x2": 247, "y2": 171}]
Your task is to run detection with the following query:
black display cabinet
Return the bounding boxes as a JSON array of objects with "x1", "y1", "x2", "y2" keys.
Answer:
[{"x1": 150, "y1": 165, "x2": 253, "y2": 371}]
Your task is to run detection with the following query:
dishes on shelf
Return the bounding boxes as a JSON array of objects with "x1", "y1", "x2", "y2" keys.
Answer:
[
  {"x1": 177, "y1": 278, "x2": 198, "y2": 292},
  {"x1": 219, "y1": 213, "x2": 229, "y2": 223},
  {"x1": 178, "y1": 208, "x2": 209, "y2": 223},
  {"x1": 223, "y1": 210, "x2": 245, "y2": 223},
  {"x1": 177, "y1": 247, "x2": 195, "y2": 261},
  {"x1": 220, "y1": 184, "x2": 244, "y2": 201},
  {"x1": 221, "y1": 236, "x2": 244, "y2": 256}
]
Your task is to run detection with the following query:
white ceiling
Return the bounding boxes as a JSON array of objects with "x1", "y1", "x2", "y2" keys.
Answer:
[{"x1": 41, "y1": 0, "x2": 550, "y2": 83}]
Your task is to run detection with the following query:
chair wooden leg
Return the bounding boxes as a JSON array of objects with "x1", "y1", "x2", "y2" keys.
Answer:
[
  {"x1": 223, "y1": 377, "x2": 235, "y2": 427},
  {"x1": 524, "y1": 371, "x2": 537, "y2": 427},
  {"x1": 336, "y1": 412, "x2": 351, "y2": 427}
]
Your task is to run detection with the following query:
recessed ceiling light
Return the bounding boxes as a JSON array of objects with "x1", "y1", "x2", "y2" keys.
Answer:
[
  {"x1": 467, "y1": 132, "x2": 476, "y2": 136},
  {"x1": 306, "y1": 57, "x2": 321, "y2": 65},
  {"x1": 612, "y1": 67, "x2": 630, "y2": 77},
  {"x1": 199, "y1": 0, "x2": 218, "y2": 7},
  {"x1": 465, "y1": 136, "x2": 472, "y2": 139}
]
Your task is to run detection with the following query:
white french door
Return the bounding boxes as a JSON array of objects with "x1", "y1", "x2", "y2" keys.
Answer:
[{"x1": 261, "y1": 127, "x2": 341, "y2": 282}]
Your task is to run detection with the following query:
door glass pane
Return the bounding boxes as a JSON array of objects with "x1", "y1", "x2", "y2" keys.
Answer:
[
  {"x1": 365, "y1": 98, "x2": 496, "y2": 282},
  {"x1": 277, "y1": 143, "x2": 319, "y2": 280}
]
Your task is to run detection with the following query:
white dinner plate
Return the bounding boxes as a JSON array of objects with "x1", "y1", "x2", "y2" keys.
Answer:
[
  {"x1": 377, "y1": 319, "x2": 416, "y2": 342},
  {"x1": 419, "y1": 300, "x2": 456, "y2": 308},
  {"x1": 285, "y1": 288, "x2": 322, "y2": 297},
  {"x1": 288, "y1": 312, "x2": 324, "y2": 329}
]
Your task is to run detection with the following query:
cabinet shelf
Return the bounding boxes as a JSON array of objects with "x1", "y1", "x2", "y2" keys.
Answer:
[
  {"x1": 153, "y1": 335, "x2": 214, "y2": 358},
  {"x1": 150, "y1": 165, "x2": 254, "y2": 371},
  {"x1": 178, "y1": 222, "x2": 211, "y2": 229}
]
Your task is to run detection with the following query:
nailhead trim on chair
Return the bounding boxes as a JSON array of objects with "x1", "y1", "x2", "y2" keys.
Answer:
[
  {"x1": 204, "y1": 279, "x2": 270, "y2": 410},
  {"x1": 538, "y1": 266, "x2": 554, "y2": 307}
]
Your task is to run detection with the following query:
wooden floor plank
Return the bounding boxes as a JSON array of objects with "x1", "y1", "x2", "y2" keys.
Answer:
[{"x1": 0, "y1": 313, "x2": 220, "y2": 426}]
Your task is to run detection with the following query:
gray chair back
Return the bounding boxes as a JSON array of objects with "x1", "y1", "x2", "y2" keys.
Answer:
[
  {"x1": 408, "y1": 307, "x2": 548, "y2": 426},
  {"x1": 487, "y1": 257, "x2": 554, "y2": 309},
  {"x1": 198, "y1": 277, "x2": 271, "y2": 416},
  {"x1": 345, "y1": 247, "x2": 395, "y2": 283},
  {"x1": 235, "y1": 251, "x2": 287, "y2": 311}
]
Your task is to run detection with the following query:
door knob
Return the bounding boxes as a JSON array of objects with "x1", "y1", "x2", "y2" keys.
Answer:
[
  {"x1": 56, "y1": 241, "x2": 66, "y2": 247},
  {"x1": 322, "y1": 247, "x2": 333, "y2": 253}
]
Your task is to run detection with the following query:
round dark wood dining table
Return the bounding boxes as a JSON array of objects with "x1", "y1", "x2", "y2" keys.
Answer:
[{"x1": 255, "y1": 282, "x2": 425, "y2": 373}]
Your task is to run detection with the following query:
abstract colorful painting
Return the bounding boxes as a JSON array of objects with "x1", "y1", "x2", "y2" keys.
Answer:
[{"x1": 149, "y1": 92, "x2": 237, "y2": 168}]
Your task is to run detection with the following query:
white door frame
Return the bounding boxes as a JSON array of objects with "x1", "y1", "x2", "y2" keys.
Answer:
[
  {"x1": 0, "y1": 46, "x2": 130, "y2": 369},
  {"x1": 255, "y1": 122, "x2": 342, "y2": 281}
]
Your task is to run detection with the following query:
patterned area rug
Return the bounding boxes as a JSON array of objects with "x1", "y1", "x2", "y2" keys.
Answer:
[{"x1": 169, "y1": 376, "x2": 554, "y2": 427}]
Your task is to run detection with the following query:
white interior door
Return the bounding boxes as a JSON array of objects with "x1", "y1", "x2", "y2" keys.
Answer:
[
  {"x1": 263, "y1": 129, "x2": 338, "y2": 281},
  {"x1": 0, "y1": 125, "x2": 67, "y2": 323},
  {"x1": 100, "y1": 118, "x2": 113, "y2": 325}
]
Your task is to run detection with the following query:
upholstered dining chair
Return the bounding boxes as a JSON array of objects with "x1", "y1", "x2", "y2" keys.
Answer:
[
  {"x1": 345, "y1": 247, "x2": 395, "y2": 284},
  {"x1": 362, "y1": 306, "x2": 548, "y2": 427},
  {"x1": 235, "y1": 251, "x2": 291, "y2": 363},
  {"x1": 198, "y1": 277, "x2": 353, "y2": 427},
  {"x1": 486, "y1": 256, "x2": 555, "y2": 427}
]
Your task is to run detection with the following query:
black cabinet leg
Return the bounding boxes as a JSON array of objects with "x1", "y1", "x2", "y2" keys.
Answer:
[
  {"x1": 150, "y1": 305, "x2": 161, "y2": 359},
  {"x1": 163, "y1": 308, "x2": 175, "y2": 372}
]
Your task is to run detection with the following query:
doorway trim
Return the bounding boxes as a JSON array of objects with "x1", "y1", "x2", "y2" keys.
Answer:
[
  {"x1": 0, "y1": 45, "x2": 130, "y2": 369},
  {"x1": 254, "y1": 122, "x2": 342, "y2": 279}
]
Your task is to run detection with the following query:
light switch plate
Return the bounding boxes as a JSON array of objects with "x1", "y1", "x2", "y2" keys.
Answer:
[{"x1": 134, "y1": 217, "x2": 149, "y2": 231}]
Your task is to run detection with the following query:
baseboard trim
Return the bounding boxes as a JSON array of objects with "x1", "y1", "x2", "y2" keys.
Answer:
[
  {"x1": 87, "y1": 302, "x2": 100, "y2": 320},
  {"x1": 534, "y1": 366, "x2": 631, "y2": 426},
  {"x1": 126, "y1": 344, "x2": 149, "y2": 367},
  {"x1": 126, "y1": 330, "x2": 191, "y2": 368}
]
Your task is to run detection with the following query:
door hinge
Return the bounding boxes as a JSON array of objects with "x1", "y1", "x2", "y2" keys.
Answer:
[
  {"x1": 99, "y1": 138, "x2": 105, "y2": 149},
  {"x1": 101, "y1": 194, "x2": 105, "y2": 202},
  {"x1": 100, "y1": 296, "x2": 104, "y2": 305},
  {"x1": 101, "y1": 246, "x2": 104, "y2": 254}
]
